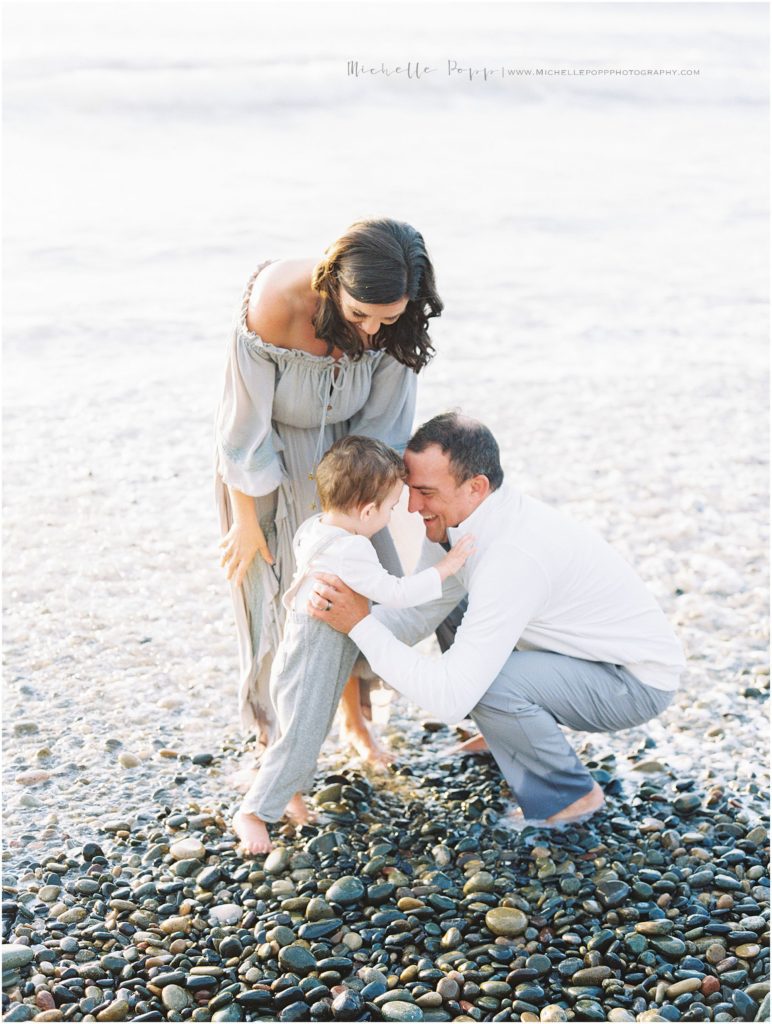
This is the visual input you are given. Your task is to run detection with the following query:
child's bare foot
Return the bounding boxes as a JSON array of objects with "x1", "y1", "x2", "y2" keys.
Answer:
[
  {"x1": 340, "y1": 722, "x2": 395, "y2": 769},
  {"x1": 285, "y1": 793, "x2": 316, "y2": 825},
  {"x1": 545, "y1": 781, "x2": 605, "y2": 825},
  {"x1": 233, "y1": 809, "x2": 273, "y2": 854}
]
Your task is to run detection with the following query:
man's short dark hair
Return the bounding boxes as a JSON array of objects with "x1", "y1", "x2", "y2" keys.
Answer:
[{"x1": 406, "y1": 412, "x2": 504, "y2": 491}]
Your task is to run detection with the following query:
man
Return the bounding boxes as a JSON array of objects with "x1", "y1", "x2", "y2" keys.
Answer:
[{"x1": 310, "y1": 412, "x2": 685, "y2": 826}]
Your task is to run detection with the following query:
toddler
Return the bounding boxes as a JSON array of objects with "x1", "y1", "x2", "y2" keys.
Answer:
[{"x1": 234, "y1": 435, "x2": 473, "y2": 853}]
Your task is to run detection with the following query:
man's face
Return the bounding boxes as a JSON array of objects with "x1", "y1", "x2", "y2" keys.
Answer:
[{"x1": 405, "y1": 445, "x2": 479, "y2": 544}]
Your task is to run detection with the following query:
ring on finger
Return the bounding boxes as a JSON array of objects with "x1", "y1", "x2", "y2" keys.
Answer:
[{"x1": 326, "y1": 600, "x2": 332, "y2": 611}]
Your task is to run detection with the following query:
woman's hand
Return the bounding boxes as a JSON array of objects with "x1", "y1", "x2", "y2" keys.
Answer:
[
  {"x1": 220, "y1": 518, "x2": 274, "y2": 588},
  {"x1": 307, "y1": 573, "x2": 370, "y2": 633}
]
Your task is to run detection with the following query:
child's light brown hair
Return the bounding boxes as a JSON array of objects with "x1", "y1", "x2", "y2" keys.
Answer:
[{"x1": 315, "y1": 436, "x2": 406, "y2": 512}]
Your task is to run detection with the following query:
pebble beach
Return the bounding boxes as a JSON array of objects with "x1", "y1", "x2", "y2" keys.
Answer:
[{"x1": 2, "y1": 4, "x2": 769, "y2": 1022}]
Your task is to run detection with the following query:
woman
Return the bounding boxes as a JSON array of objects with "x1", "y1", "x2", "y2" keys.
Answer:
[{"x1": 216, "y1": 218, "x2": 442, "y2": 769}]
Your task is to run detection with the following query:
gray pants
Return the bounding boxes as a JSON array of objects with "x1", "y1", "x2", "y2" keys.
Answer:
[
  {"x1": 241, "y1": 611, "x2": 358, "y2": 822},
  {"x1": 437, "y1": 601, "x2": 676, "y2": 819}
]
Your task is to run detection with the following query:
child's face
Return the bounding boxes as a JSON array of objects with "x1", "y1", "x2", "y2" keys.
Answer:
[{"x1": 360, "y1": 479, "x2": 405, "y2": 538}]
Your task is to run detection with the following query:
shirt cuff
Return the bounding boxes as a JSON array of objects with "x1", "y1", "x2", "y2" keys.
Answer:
[{"x1": 349, "y1": 613, "x2": 385, "y2": 652}]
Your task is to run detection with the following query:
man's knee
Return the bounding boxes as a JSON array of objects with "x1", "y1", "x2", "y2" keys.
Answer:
[{"x1": 472, "y1": 686, "x2": 538, "y2": 719}]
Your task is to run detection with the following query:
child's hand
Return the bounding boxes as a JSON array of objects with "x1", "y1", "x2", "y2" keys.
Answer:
[{"x1": 436, "y1": 533, "x2": 475, "y2": 580}]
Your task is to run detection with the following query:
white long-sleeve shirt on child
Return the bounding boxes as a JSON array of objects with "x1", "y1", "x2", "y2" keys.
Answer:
[{"x1": 282, "y1": 514, "x2": 443, "y2": 613}]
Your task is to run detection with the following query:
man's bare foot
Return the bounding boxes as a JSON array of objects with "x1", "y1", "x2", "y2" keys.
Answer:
[
  {"x1": 340, "y1": 722, "x2": 395, "y2": 769},
  {"x1": 545, "y1": 781, "x2": 605, "y2": 825},
  {"x1": 285, "y1": 793, "x2": 316, "y2": 825},
  {"x1": 506, "y1": 782, "x2": 606, "y2": 831},
  {"x1": 451, "y1": 733, "x2": 489, "y2": 755},
  {"x1": 233, "y1": 809, "x2": 273, "y2": 854}
]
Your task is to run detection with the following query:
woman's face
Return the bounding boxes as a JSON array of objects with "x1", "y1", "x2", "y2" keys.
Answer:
[{"x1": 338, "y1": 285, "x2": 409, "y2": 341}]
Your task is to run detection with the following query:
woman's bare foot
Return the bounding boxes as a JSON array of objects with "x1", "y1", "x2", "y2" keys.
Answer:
[
  {"x1": 233, "y1": 809, "x2": 273, "y2": 854},
  {"x1": 285, "y1": 793, "x2": 316, "y2": 825},
  {"x1": 339, "y1": 674, "x2": 395, "y2": 768},
  {"x1": 545, "y1": 782, "x2": 605, "y2": 825},
  {"x1": 340, "y1": 721, "x2": 395, "y2": 768}
]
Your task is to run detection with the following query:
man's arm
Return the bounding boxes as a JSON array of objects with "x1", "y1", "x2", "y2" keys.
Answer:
[{"x1": 349, "y1": 547, "x2": 551, "y2": 724}]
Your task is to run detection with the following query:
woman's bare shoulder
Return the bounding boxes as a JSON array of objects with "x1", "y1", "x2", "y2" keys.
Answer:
[{"x1": 245, "y1": 258, "x2": 317, "y2": 346}]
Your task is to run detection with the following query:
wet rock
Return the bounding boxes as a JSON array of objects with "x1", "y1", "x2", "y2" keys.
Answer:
[
  {"x1": 666, "y1": 978, "x2": 701, "y2": 997},
  {"x1": 755, "y1": 994, "x2": 771, "y2": 1023},
  {"x1": 572, "y1": 966, "x2": 613, "y2": 985},
  {"x1": 463, "y1": 871, "x2": 495, "y2": 895},
  {"x1": 596, "y1": 879, "x2": 631, "y2": 908},
  {"x1": 436, "y1": 978, "x2": 460, "y2": 1001},
  {"x1": 95, "y1": 1000, "x2": 130, "y2": 1021},
  {"x1": 485, "y1": 907, "x2": 527, "y2": 936},
  {"x1": 1, "y1": 945, "x2": 34, "y2": 971},
  {"x1": 540, "y1": 1008, "x2": 568, "y2": 1022},
  {"x1": 635, "y1": 919, "x2": 674, "y2": 936},
  {"x1": 381, "y1": 1001, "x2": 424, "y2": 1022},
  {"x1": 4, "y1": 1007, "x2": 36, "y2": 1022},
  {"x1": 161, "y1": 985, "x2": 190, "y2": 1011},
  {"x1": 211, "y1": 1005, "x2": 244, "y2": 1022},
  {"x1": 673, "y1": 794, "x2": 702, "y2": 815},
  {"x1": 170, "y1": 837, "x2": 206, "y2": 860},
  {"x1": 264, "y1": 847, "x2": 291, "y2": 874},
  {"x1": 306, "y1": 897, "x2": 335, "y2": 922},
  {"x1": 526, "y1": 954, "x2": 552, "y2": 975},
  {"x1": 325, "y1": 876, "x2": 365, "y2": 904},
  {"x1": 331, "y1": 990, "x2": 364, "y2": 1020},
  {"x1": 733, "y1": 989, "x2": 759, "y2": 1021},
  {"x1": 650, "y1": 936, "x2": 687, "y2": 959},
  {"x1": 208, "y1": 903, "x2": 242, "y2": 926},
  {"x1": 278, "y1": 945, "x2": 318, "y2": 975},
  {"x1": 196, "y1": 865, "x2": 222, "y2": 889}
]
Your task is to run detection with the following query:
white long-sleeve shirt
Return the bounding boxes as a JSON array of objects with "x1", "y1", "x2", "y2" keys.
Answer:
[
  {"x1": 349, "y1": 482, "x2": 686, "y2": 725},
  {"x1": 284, "y1": 514, "x2": 442, "y2": 612}
]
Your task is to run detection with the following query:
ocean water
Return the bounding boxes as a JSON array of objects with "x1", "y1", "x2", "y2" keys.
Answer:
[{"x1": 4, "y1": 3, "x2": 767, "y2": 364}]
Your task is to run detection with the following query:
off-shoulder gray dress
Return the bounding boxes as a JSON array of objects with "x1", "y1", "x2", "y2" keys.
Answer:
[{"x1": 215, "y1": 261, "x2": 417, "y2": 752}]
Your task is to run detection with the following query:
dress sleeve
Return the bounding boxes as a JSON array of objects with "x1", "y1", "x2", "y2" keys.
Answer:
[
  {"x1": 215, "y1": 326, "x2": 284, "y2": 497},
  {"x1": 348, "y1": 353, "x2": 417, "y2": 454}
]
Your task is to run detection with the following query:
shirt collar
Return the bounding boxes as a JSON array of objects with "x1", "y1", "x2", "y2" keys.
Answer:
[{"x1": 446, "y1": 480, "x2": 514, "y2": 546}]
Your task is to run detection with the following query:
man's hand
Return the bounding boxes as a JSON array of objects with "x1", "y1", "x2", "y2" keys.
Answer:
[{"x1": 307, "y1": 573, "x2": 370, "y2": 633}]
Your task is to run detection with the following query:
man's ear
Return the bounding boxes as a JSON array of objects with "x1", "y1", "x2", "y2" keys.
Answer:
[{"x1": 468, "y1": 475, "x2": 492, "y2": 500}]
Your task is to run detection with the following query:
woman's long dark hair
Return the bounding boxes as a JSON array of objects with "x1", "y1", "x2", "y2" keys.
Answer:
[{"x1": 311, "y1": 218, "x2": 442, "y2": 371}]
